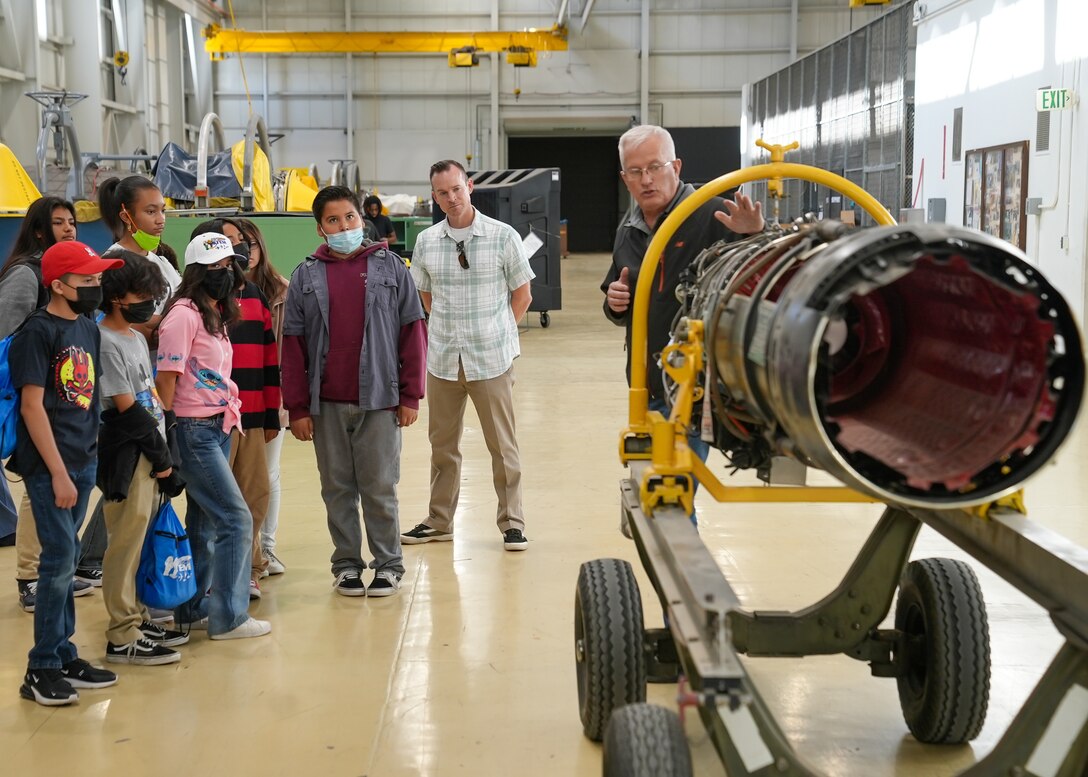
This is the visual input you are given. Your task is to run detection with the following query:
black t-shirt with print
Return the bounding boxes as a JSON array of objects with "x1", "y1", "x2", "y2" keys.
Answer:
[{"x1": 6, "y1": 310, "x2": 102, "y2": 477}]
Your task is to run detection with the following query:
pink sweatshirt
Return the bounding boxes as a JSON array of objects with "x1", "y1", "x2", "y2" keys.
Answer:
[{"x1": 156, "y1": 300, "x2": 242, "y2": 434}]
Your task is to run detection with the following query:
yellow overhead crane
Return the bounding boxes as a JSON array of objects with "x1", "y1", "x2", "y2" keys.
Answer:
[{"x1": 203, "y1": 24, "x2": 568, "y2": 67}]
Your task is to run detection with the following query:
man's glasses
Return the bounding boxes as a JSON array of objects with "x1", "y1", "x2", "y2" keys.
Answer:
[
  {"x1": 621, "y1": 161, "x2": 675, "y2": 180},
  {"x1": 456, "y1": 240, "x2": 469, "y2": 269}
]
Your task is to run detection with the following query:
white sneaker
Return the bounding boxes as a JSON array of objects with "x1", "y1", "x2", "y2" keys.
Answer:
[
  {"x1": 249, "y1": 579, "x2": 262, "y2": 600},
  {"x1": 264, "y1": 550, "x2": 286, "y2": 576},
  {"x1": 178, "y1": 617, "x2": 209, "y2": 631},
  {"x1": 209, "y1": 617, "x2": 271, "y2": 640}
]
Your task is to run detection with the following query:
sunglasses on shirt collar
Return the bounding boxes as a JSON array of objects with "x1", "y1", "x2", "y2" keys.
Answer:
[{"x1": 455, "y1": 240, "x2": 469, "y2": 269}]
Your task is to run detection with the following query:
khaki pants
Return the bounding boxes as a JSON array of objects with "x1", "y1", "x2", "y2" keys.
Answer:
[
  {"x1": 15, "y1": 490, "x2": 39, "y2": 581},
  {"x1": 229, "y1": 429, "x2": 270, "y2": 581},
  {"x1": 425, "y1": 363, "x2": 524, "y2": 534},
  {"x1": 102, "y1": 457, "x2": 157, "y2": 645}
]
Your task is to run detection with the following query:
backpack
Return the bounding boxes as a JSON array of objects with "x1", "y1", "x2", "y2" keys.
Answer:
[
  {"x1": 136, "y1": 497, "x2": 197, "y2": 610},
  {"x1": 0, "y1": 331, "x2": 18, "y2": 460},
  {"x1": 0, "y1": 309, "x2": 59, "y2": 461}
]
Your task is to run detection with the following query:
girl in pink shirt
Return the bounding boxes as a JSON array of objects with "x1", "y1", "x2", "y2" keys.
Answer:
[{"x1": 153, "y1": 232, "x2": 270, "y2": 641}]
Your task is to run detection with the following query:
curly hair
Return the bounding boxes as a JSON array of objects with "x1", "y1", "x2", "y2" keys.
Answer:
[{"x1": 98, "y1": 248, "x2": 170, "y2": 313}]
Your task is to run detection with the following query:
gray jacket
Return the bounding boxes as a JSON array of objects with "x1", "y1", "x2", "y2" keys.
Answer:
[
  {"x1": 283, "y1": 243, "x2": 425, "y2": 416},
  {"x1": 0, "y1": 263, "x2": 44, "y2": 339}
]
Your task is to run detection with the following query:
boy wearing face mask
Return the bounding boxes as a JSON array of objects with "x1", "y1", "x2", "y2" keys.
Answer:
[
  {"x1": 95, "y1": 250, "x2": 189, "y2": 665},
  {"x1": 281, "y1": 186, "x2": 427, "y2": 597},
  {"x1": 7, "y1": 241, "x2": 124, "y2": 705}
]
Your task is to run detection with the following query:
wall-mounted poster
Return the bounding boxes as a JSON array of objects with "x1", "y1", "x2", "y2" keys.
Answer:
[
  {"x1": 964, "y1": 152, "x2": 983, "y2": 230},
  {"x1": 963, "y1": 141, "x2": 1028, "y2": 251}
]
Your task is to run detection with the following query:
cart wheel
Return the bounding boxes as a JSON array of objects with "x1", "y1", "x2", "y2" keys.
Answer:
[
  {"x1": 575, "y1": 558, "x2": 646, "y2": 741},
  {"x1": 895, "y1": 557, "x2": 990, "y2": 744},
  {"x1": 540, "y1": 311, "x2": 551, "y2": 328},
  {"x1": 602, "y1": 703, "x2": 692, "y2": 777}
]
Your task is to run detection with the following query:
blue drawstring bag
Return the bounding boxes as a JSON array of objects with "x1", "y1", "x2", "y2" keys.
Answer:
[{"x1": 137, "y1": 497, "x2": 197, "y2": 610}]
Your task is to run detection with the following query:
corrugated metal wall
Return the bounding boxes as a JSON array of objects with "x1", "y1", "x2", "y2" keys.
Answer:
[{"x1": 748, "y1": 3, "x2": 915, "y2": 225}]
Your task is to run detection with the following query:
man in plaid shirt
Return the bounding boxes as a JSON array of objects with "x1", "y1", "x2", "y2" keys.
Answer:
[{"x1": 403, "y1": 159, "x2": 535, "y2": 551}]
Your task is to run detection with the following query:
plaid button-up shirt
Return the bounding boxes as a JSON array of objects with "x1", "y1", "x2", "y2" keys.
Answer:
[{"x1": 411, "y1": 209, "x2": 535, "y2": 381}]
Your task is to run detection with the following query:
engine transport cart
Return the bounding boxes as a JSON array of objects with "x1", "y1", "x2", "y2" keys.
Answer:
[{"x1": 574, "y1": 145, "x2": 1088, "y2": 777}]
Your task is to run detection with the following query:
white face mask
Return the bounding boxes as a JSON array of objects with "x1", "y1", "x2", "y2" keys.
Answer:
[{"x1": 325, "y1": 227, "x2": 364, "y2": 254}]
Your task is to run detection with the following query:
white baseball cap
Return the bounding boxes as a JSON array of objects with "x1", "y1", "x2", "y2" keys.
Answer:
[{"x1": 184, "y1": 232, "x2": 246, "y2": 266}]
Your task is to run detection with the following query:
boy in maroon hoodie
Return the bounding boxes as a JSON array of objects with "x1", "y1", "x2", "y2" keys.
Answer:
[{"x1": 280, "y1": 186, "x2": 426, "y2": 597}]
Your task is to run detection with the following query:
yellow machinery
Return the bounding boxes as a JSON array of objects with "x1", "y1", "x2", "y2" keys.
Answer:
[
  {"x1": 202, "y1": 24, "x2": 568, "y2": 65},
  {"x1": 574, "y1": 148, "x2": 1088, "y2": 776}
]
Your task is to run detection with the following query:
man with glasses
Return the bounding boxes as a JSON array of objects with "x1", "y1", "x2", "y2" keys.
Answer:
[
  {"x1": 402, "y1": 160, "x2": 535, "y2": 551},
  {"x1": 601, "y1": 125, "x2": 764, "y2": 519}
]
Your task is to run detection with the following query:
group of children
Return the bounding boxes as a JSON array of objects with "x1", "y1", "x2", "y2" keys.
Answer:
[{"x1": 4, "y1": 177, "x2": 423, "y2": 707}]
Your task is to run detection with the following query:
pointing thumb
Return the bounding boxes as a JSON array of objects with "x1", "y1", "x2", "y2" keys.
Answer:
[{"x1": 618, "y1": 266, "x2": 630, "y2": 286}]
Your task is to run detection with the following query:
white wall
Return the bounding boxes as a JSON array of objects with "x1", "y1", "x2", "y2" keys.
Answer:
[{"x1": 912, "y1": 0, "x2": 1088, "y2": 322}]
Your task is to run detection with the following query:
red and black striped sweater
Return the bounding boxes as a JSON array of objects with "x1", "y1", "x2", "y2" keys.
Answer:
[{"x1": 228, "y1": 281, "x2": 281, "y2": 430}]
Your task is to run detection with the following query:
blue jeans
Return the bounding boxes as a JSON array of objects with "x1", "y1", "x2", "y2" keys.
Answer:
[
  {"x1": 172, "y1": 417, "x2": 253, "y2": 635},
  {"x1": 648, "y1": 398, "x2": 710, "y2": 526},
  {"x1": 24, "y1": 463, "x2": 96, "y2": 669}
]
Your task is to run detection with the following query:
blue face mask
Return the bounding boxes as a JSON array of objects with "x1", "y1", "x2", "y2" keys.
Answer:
[{"x1": 325, "y1": 227, "x2": 364, "y2": 255}]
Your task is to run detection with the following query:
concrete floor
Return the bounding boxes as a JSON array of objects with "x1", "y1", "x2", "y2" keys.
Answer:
[{"x1": 1, "y1": 252, "x2": 1084, "y2": 776}]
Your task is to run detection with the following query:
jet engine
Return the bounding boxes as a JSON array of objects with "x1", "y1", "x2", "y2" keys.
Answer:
[{"x1": 669, "y1": 220, "x2": 1084, "y2": 508}]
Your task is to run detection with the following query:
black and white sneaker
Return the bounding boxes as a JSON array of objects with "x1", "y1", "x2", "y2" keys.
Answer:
[
  {"x1": 20, "y1": 668, "x2": 78, "y2": 706},
  {"x1": 17, "y1": 579, "x2": 36, "y2": 613},
  {"x1": 73, "y1": 578, "x2": 94, "y2": 597},
  {"x1": 367, "y1": 570, "x2": 401, "y2": 598},
  {"x1": 74, "y1": 567, "x2": 103, "y2": 587},
  {"x1": 138, "y1": 620, "x2": 190, "y2": 647},
  {"x1": 334, "y1": 569, "x2": 367, "y2": 597},
  {"x1": 106, "y1": 638, "x2": 180, "y2": 666},
  {"x1": 401, "y1": 523, "x2": 453, "y2": 544},
  {"x1": 503, "y1": 529, "x2": 529, "y2": 551},
  {"x1": 60, "y1": 658, "x2": 117, "y2": 689}
]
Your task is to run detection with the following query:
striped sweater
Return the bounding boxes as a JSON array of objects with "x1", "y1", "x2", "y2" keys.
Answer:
[{"x1": 228, "y1": 280, "x2": 281, "y2": 430}]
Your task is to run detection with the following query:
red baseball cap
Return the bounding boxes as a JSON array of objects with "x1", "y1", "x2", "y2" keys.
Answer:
[{"x1": 41, "y1": 241, "x2": 124, "y2": 287}]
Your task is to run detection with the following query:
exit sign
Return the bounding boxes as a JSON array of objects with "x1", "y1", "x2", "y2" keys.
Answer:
[{"x1": 1037, "y1": 88, "x2": 1074, "y2": 111}]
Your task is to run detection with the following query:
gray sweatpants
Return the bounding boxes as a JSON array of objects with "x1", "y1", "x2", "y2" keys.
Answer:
[{"x1": 312, "y1": 402, "x2": 405, "y2": 578}]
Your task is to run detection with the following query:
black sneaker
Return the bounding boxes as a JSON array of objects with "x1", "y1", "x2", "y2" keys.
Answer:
[
  {"x1": 73, "y1": 579, "x2": 94, "y2": 598},
  {"x1": 17, "y1": 579, "x2": 36, "y2": 613},
  {"x1": 333, "y1": 569, "x2": 367, "y2": 597},
  {"x1": 106, "y1": 638, "x2": 181, "y2": 666},
  {"x1": 367, "y1": 570, "x2": 401, "y2": 598},
  {"x1": 60, "y1": 658, "x2": 118, "y2": 689},
  {"x1": 138, "y1": 620, "x2": 190, "y2": 647},
  {"x1": 20, "y1": 668, "x2": 78, "y2": 706},
  {"x1": 74, "y1": 567, "x2": 103, "y2": 587},
  {"x1": 401, "y1": 523, "x2": 453, "y2": 544},
  {"x1": 503, "y1": 529, "x2": 529, "y2": 551}
]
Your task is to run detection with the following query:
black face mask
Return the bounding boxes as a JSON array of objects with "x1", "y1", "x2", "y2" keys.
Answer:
[
  {"x1": 62, "y1": 284, "x2": 103, "y2": 316},
  {"x1": 232, "y1": 241, "x2": 251, "y2": 270},
  {"x1": 120, "y1": 299, "x2": 157, "y2": 324},
  {"x1": 202, "y1": 269, "x2": 235, "y2": 301}
]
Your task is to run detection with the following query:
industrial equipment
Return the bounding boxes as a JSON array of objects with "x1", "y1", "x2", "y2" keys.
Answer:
[
  {"x1": 452, "y1": 167, "x2": 563, "y2": 328},
  {"x1": 576, "y1": 154, "x2": 1088, "y2": 776}
]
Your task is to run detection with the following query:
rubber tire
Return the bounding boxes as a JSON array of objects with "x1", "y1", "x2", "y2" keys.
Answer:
[
  {"x1": 540, "y1": 311, "x2": 551, "y2": 328},
  {"x1": 895, "y1": 557, "x2": 991, "y2": 744},
  {"x1": 603, "y1": 703, "x2": 693, "y2": 777},
  {"x1": 575, "y1": 558, "x2": 646, "y2": 741}
]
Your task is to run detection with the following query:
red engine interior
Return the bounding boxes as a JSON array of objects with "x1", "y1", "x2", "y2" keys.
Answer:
[{"x1": 825, "y1": 254, "x2": 1055, "y2": 491}]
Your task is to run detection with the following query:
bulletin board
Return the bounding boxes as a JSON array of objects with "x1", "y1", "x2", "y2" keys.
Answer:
[{"x1": 963, "y1": 141, "x2": 1028, "y2": 250}]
